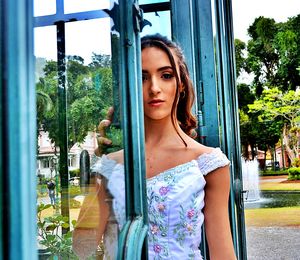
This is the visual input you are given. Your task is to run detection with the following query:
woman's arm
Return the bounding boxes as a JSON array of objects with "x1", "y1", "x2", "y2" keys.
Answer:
[
  {"x1": 204, "y1": 165, "x2": 236, "y2": 260},
  {"x1": 72, "y1": 176, "x2": 110, "y2": 259},
  {"x1": 96, "y1": 176, "x2": 110, "y2": 244}
]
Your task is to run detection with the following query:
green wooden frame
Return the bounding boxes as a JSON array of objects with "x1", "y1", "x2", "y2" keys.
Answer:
[
  {"x1": 214, "y1": 0, "x2": 247, "y2": 258},
  {"x1": 0, "y1": 0, "x2": 37, "y2": 259},
  {"x1": 0, "y1": 0, "x2": 247, "y2": 259}
]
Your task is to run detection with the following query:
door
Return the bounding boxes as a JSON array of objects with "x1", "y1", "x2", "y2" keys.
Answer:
[{"x1": 0, "y1": 0, "x2": 246, "y2": 259}]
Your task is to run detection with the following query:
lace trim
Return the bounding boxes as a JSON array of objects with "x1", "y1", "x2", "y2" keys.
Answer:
[
  {"x1": 196, "y1": 148, "x2": 230, "y2": 175},
  {"x1": 91, "y1": 155, "x2": 117, "y2": 179}
]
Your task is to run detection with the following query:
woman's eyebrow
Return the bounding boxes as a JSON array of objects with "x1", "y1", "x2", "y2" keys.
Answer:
[
  {"x1": 142, "y1": 66, "x2": 173, "y2": 73},
  {"x1": 157, "y1": 66, "x2": 173, "y2": 72}
]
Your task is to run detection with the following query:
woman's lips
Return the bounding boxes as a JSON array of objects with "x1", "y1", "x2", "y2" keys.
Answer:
[{"x1": 149, "y1": 99, "x2": 164, "y2": 107}]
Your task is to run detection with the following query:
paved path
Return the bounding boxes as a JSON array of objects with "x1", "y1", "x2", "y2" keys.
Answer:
[
  {"x1": 245, "y1": 176, "x2": 300, "y2": 259},
  {"x1": 247, "y1": 226, "x2": 300, "y2": 260}
]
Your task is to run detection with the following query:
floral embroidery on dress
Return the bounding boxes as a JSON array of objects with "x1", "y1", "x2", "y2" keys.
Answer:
[
  {"x1": 91, "y1": 148, "x2": 230, "y2": 259},
  {"x1": 173, "y1": 193, "x2": 199, "y2": 246},
  {"x1": 147, "y1": 186, "x2": 170, "y2": 259},
  {"x1": 147, "y1": 162, "x2": 198, "y2": 259}
]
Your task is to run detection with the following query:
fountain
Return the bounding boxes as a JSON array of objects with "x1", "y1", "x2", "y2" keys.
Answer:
[{"x1": 242, "y1": 158, "x2": 261, "y2": 202}]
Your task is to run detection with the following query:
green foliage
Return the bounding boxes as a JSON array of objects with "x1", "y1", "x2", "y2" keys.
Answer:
[
  {"x1": 245, "y1": 15, "x2": 300, "y2": 93},
  {"x1": 288, "y1": 167, "x2": 300, "y2": 180},
  {"x1": 37, "y1": 204, "x2": 78, "y2": 259},
  {"x1": 69, "y1": 169, "x2": 80, "y2": 178},
  {"x1": 88, "y1": 53, "x2": 111, "y2": 69},
  {"x1": 292, "y1": 158, "x2": 300, "y2": 167},
  {"x1": 248, "y1": 88, "x2": 300, "y2": 125},
  {"x1": 105, "y1": 127, "x2": 123, "y2": 153},
  {"x1": 234, "y1": 39, "x2": 247, "y2": 78},
  {"x1": 69, "y1": 198, "x2": 81, "y2": 209},
  {"x1": 259, "y1": 169, "x2": 288, "y2": 176},
  {"x1": 69, "y1": 186, "x2": 81, "y2": 197},
  {"x1": 247, "y1": 87, "x2": 300, "y2": 160},
  {"x1": 37, "y1": 184, "x2": 48, "y2": 198},
  {"x1": 36, "y1": 54, "x2": 113, "y2": 150},
  {"x1": 246, "y1": 17, "x2": 279, "y2": 95}
]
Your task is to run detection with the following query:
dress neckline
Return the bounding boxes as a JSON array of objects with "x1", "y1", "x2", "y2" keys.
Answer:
[{"x1": 101, "y1": 147, "x2": 220, "y2": 180}]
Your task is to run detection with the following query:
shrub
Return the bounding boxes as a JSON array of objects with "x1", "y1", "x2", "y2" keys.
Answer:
[
  {"x1": 259, "y1": 169, "x2": 288, "y2": 176},
  {"x1": 69, "y1": 169, "x2": 80, "y2": 178},
  {"x1": 288, "y1": 167, "x2": 300, "y2": 180},
  {"x1": 69, "y1": 198, "x2": 81, "y2": 209},
  {"x1": 37, "y1": 203, "x2": 78, "y2": 259},
  {"x1": 292, "y1": 158, "x2": 300, "y2": 167},
  {"x1": 69, "y1": 186, "x2": 81, "y2": 197}
]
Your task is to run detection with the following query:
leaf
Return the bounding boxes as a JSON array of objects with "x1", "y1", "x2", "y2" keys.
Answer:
[{"x1": 61, "y1": 223, "x2": 70, "y2": 229}]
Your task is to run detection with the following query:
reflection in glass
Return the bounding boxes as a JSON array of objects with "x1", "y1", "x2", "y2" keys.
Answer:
[
  {"x1": 63, "y1": 19, "x2": 125, "y2": 259},
  {"x1": 34, "y1": 0, "x2": 56, "y2": 17},
  {"x1": 141, "y1": 11, "x2": 171, "y2": 38},
  {"x1": 65, "y1": 19, "x2": 111, "y2": 65},
  {"x1": 34, "y1": 26, "x2": 57, "y2": 64},
  {"x1": 35, "y1": 25, "x2": 64, "y2": 257},
  {"x1": 64, "y1": 0, "x2": 111, "y2": 14},
  {"x1": 34, "y1": 14, "x2": 125, "y2": 258}
]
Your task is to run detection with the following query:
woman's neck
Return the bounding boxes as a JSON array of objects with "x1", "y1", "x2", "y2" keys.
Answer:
[{"x1": 144, "y1": 116, "x2": 183, "y2": 148}]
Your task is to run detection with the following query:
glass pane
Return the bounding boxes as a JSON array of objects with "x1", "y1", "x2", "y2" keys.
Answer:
[
  {"x1": 67, "y1": 18, "x2": 125, "y2": 259},
  {"x1": 34, "y1": 26, "x2": 57, "y2": 63},
  {"x1": 35, "y1": 17, "x2": 126, "y2": 259},
  {"x1": 64, "y1": 0, "x2": 111, "y2": 14},
  {"x1": 34, "y1": 0, "x2": 56, "y2": 17},
  {"x1": 141, "y1": 11, "x2": 171, "y2": 38},
  {"x1": 140, "y1": 0, "x2": 169, "y2": 4},
  {"x1": 34, "y1": 25, "x2": 61, "y2": 258},
  {"x1": 65, "y1": 19, "x2": 111, "y2": 64}
]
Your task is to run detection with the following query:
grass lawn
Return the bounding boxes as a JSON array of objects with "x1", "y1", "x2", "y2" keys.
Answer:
[
  {"x1": 259, "y1": 176, "x2": 300, "y2": 191},
  {"x1": 260, "y1": 182, "x2": 300, "y2": 191},
  {"x1": 245, "y1": 206, "x2": 300, "y2": 227}
]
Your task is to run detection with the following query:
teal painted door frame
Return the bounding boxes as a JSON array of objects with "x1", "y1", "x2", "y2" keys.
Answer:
[
  {"x1": 0, "y1": 0, "x2": 37, "y2": 259},
  {"x1": 170, "y1": 0, "x2": 247, "y2": 258},
  {"x1": 117, "y1": 1, "x2": 148, "y2": 259},
  {"x1": 0, "y1": 0, "x2": 247, "y2": 259},
  {"x1": 214, "y1": 0, "x2": 247, "y2": 258}
]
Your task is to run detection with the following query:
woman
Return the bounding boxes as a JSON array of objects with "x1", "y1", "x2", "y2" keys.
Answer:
[{"x1": 73, "y1": 34, "x2": 236, "y2": 259}]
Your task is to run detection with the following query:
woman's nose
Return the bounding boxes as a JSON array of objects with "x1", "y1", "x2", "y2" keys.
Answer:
[{"x1": 149, "y1": 77, "x2": 161, "y2": 95}]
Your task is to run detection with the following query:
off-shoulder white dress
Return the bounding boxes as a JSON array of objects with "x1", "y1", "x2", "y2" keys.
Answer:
[{"x1": 92, "y1": 148, "x2": 230, "y2": 260}]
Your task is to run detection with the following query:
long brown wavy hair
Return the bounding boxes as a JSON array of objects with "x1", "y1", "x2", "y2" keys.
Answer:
[{"x1": 141, "y1": 34, "x2": 197, "y2": 146}]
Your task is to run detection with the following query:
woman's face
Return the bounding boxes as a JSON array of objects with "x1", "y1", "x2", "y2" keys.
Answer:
[{"x1": 142, "y1": 47, "x2": 179, "y2": 122}]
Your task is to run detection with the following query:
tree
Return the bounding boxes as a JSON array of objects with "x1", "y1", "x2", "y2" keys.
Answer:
[
  {"x1": 234, "y1": 39, "x2": 247, "y2": 78},
  {"x1": 246, "y1": 16, "x2": 279, "y2": 95},
  {"x1": 245, "y1": 15, "x2": 300, "y2": 93},
  {"x1": 88, "y1": 53, "x2": 111, "y2": 69},
  {"x1": 237, "y1": 83, "x2": 257, "y2": 158},
  {"x1": 273, "y1": 15, "x2": 300, "y2": 91},
  {"x1": 36, "y1": 54, "x2": 113, "y2": 150},
  {"x1": 248, "y1": 87, "x2": 300, "y2": 162}
]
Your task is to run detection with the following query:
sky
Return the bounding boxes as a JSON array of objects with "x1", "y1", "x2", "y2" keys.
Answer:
[
  {"x1": 34, "y1": 0, "x2": 300, "y2": 64},
  {"x1": 232, "y1": 0, "x2": 300, "y2": 42}
]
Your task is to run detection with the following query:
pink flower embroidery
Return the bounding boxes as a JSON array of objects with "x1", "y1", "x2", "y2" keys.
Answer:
[
  {"x1": 151, "y1": 225, "x2": 159, "y2": 234},
  {"x1": 153, "y1": 244, "x2": 162, "y2": 253},
  {"x1": 157, "y1": 203, "x2": 165, "y2": 211},
  {"x1": 187, "y1": 209, "x2": 195, "y2": 219},
  {"x1": 159, "y1": 186, "x2": 169, "y2": 195},
  {"x1": 186, "y1": 223, "x2": 193, "y2": 232}
]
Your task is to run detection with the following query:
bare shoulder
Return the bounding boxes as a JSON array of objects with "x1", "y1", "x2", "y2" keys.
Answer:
[
  {"x1": 185, "y1": 135, "x2": 215, "y2": 157},
  {"x1": 106, "y1": 149, "x2": 124, "y2": 165}
]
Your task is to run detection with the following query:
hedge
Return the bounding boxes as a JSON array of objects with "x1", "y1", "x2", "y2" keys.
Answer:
[{"x1": 288, "y1": 167, "x2": 300, "y2": 180}]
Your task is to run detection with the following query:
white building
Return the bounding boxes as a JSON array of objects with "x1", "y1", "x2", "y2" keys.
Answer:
[{"x1": 37, "y1": 131, "x2": 98, "y2": 178}]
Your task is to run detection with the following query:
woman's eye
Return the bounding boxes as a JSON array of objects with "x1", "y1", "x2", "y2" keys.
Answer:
[
  {"x1": 142, "y1": 74, "x2": 148, "y2": 82},
  {"x1": 162, "y1": 73, "x2": 174, "y2": 80}
]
